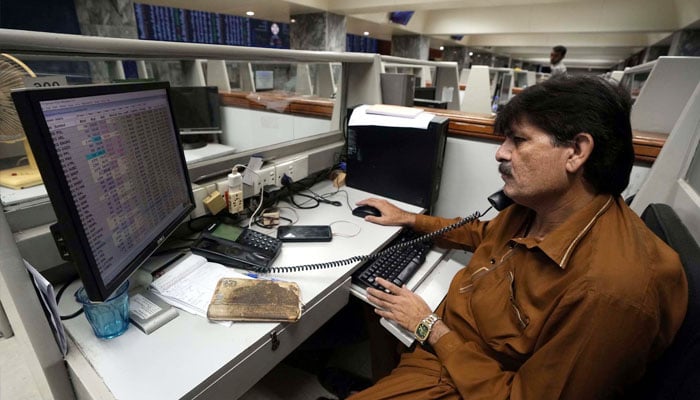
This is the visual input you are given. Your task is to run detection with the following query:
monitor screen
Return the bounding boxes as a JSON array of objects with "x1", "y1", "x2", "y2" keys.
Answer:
[
  {"x1": 499, "y1": 73, "x2": 513, "y2": 105},
  {"x1": 388, "y1": 11, "x2": 414, "y2": 25},
  {"x1": 414, "y1": 86, "x2": 436, "y2": 100},
  {"x1": 169, "y1": 86, "x2": 222, "y2": 135},
  {"x1": 255, "y1": 70, "x2": 274, "y2": 91},
  {"x1": 12, "y1": 82, "x2": 195, "y2": 301}
]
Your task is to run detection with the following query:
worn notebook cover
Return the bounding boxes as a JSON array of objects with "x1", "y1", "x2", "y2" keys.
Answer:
[{"x1": 207, "y1": 278, "x2": 302, "y2": 322}]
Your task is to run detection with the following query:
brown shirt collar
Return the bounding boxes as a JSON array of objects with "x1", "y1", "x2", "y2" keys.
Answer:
[{"x1": 511, "y1": 194, "x2": 615, "y2": 269}]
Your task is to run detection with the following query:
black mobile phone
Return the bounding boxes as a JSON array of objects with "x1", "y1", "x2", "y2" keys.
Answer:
[{"x1": 277, "y1": 225, "x2": 333, "y2": 242}]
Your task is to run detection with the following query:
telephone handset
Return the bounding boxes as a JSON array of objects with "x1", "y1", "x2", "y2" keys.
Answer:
[
  {"x1": 256, "y1": 190, "x2": 513, "y2": 274},
  {"x1": 488, "y1": 190, "x2": 514, "y2": 211},
  {"x1": 190, "y1": 222, "x2": 283, "y2": 271}
]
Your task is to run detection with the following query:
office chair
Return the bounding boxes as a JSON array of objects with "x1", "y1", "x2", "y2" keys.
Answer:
[{"x1": 624, "y1": 203, "x2": 700, "y2": 399}]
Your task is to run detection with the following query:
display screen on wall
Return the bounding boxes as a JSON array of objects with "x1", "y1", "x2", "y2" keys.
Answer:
[
  {"x1": 134, "y1": 4, "x2": 289, "y2": 49},
  {"x1": 346, "y1": 34, "x2": 378, "y2": 53}
]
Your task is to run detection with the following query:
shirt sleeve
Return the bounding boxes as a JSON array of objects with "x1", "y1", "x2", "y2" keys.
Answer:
[{"x1": 432, "y1": 284, "x2": 659, "y2": 399}]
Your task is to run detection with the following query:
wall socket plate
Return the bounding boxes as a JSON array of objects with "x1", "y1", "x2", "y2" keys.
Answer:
[
  {"x1": 250, "y1": 164, "x2": 277, "y2": 193},
  {"x1": 275, "y1": 156, "x2": 309, "y2": 186}
]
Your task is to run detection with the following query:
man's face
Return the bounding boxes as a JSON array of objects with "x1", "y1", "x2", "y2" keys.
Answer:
[
  {"x1": 550, "y1": 51, "x2": 563, "y2": 65},
  {"x1": 495, "y1": 121, "x2": 574, "y2": 208}
]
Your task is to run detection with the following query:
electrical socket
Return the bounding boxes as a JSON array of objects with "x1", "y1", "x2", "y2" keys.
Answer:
[
  {"x1": 275, "y1": 156, "x2": 309, "y2": 186},
  {"x1": 228, "y1": 190, "x2": 244, "y2": 213},
  {"x1": 250, "y1": 164, "x2": 277, "y2": 193}
]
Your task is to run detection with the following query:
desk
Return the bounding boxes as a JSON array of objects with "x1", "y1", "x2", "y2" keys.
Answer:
[{"x1": 59, "y1": 181, "x2": 459, "y2": 400}]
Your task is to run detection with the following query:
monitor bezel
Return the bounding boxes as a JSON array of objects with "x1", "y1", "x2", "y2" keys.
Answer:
[{"x1": 12, "y1": 81, "x2": 195, "y2": 301}]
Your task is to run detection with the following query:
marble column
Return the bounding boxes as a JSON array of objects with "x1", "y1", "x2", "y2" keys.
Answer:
[
  {"x1": 442, "y1": 46, "x2": 470, "y2": 72},
  {"x1": 73, "y1": 0, "x2": 138, "y2": 82},
  {"x1": 290, "y1": 12, "x2": 346, "y2": 52},
  {"x1": 391, "y1": 35, "x2": 430, "y2": 60},
  {"x1": 73, "y1": 0, "x2": 138, "y2": 39}
]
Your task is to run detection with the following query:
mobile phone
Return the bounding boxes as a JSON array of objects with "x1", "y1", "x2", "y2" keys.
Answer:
[{"x1": 276, "y1": 225, "x2": 333, "y2": 242}]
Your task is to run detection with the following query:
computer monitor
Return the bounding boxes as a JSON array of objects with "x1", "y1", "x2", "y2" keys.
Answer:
[
  {"x1": 498, "y1": 73, "x2": 513, "y2": 105},
  {"x1": 12, "y1": 82, "x2": 195, "y2": 301},
  {"x1": 169, "y1": 86, "x2": 222, "y2": 149},
  {"x1": 414, "y1": 86, "x2": 436, "y2": 100},
  {"x1": 169, "y1": 86, "x2": 222, "y2": 135},
  {"x1": 254, "y1": 70, "x2": 274, "y2": 91},
  {"x1": 388, "y1": 11, "x2": 414, "y2": 25}
]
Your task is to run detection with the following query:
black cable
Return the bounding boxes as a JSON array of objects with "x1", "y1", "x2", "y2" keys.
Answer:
[
  {"x1": 259, "y1": 208, "x2": 488, "y2": 274},
  {"x1": 56, "y1": 278, "x2": 84, "y2": 320}
]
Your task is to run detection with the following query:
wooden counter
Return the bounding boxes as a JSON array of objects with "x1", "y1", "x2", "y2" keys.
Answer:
[
  {"x1": 219, "y1": 90, "x2": 334, "y2": 119},
  {"x1": 218, "y1": 91, "x2": 666, "y2": 163},
  {"x1": 425, "y1": 109, "x2": 666, "y2": 164}
]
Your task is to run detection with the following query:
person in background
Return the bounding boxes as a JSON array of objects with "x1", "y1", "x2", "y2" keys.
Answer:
[
  {"x1": 348, "y1": 75, "x2": 687, "y2": 399},
  {"x1": 550, "y1": 45, "x2": 568, "y2": 76}
]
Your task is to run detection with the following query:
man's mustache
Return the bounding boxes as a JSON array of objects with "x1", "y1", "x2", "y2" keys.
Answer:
[{"x1": 499, "y1": 163, "x2": 512, "y2": 176}]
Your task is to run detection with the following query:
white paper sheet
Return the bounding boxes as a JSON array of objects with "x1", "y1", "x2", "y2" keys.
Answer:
[
  {"x1": 25, "y1": 260, "x2": 67, "y2": 356},
  {"x1": 149, "y1": 254, "x2": 252, "y2": 326},
  {"x1": 349, "y1": 104, "x2": 435, "y2": 129}
]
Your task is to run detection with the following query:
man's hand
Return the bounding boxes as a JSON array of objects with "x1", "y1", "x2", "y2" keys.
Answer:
[
  {"x1": 356, "y1": 198, "x2": 416, "y2": 226},
  {"x1": 366, "y1": 277, "x2": 433, "y2": 333}
]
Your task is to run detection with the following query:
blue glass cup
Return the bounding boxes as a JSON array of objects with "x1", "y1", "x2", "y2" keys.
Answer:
[{"x1": 75, "y1": 281, "x2": 130, "y2": 339}]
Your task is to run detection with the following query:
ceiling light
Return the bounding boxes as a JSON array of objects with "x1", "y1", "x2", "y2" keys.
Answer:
[
  {"x1": 439, "y1": 46, "x2": 444, "y2": 51},
  {"x1": 246, "y1": 11, "x2": 255, "y2": 16},
  {"x1": 469, "y1": 52, "x2": 474, "y2": 56},
  {"x1": 290, "y1": 18, "x2": 296, "y2": 23},
  {"x1": 363, "y1": 31, "x2": 370, "y2": 36}
]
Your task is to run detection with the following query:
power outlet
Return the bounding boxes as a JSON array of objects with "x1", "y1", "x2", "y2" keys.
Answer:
[
  {"x1": 228, "y1": 190, "x2": 244, "y2": 213},
  {"x1": 250, "y1": 164, "x2": 277, "y2": 193},
  {"x1": 275, "y1": 156, "x2": 309, "y2": 186}
]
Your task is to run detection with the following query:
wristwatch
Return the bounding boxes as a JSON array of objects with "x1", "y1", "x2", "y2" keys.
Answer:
[{"x1": 414, "y1": 313, "x2": 441, "y2": 345}]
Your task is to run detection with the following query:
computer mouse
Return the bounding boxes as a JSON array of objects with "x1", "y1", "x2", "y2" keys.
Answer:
[{"x1": 352, "y1": 205, "x2": 382, "y2": 218}]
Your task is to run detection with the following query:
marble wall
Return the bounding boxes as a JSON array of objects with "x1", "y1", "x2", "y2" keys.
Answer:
[
  {"x1": 290, "y1": 12, "x2": 346, "y2": 52},
  {"x1": 391, "y1": 35, "x2": 430, "y2": 60},
  {"x1": 442, "y1": 46, "x2": 470, "y2": 71},
  {"x1": 73, "y1": 0, "x2": 138, "y2": 83},
  {"x1": 73, "y1": 0, "x2": 137, "y2": 38}
]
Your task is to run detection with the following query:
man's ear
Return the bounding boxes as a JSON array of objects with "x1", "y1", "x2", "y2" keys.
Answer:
[{"x1": 566, "y1": 132, "x2": 594, "y2": 173}]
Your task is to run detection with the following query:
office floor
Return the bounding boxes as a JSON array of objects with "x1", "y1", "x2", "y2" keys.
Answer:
[
  {"x1": 0, "y1": 336, "x2": 44, "y2": 400},
  {"x1": 241, "y1": 339, "x2": 373, "y2": 400}
]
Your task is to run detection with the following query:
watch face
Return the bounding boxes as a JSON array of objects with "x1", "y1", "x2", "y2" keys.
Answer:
[{"x1": 416, "y1": 323, "x2": 429, "y2": 340}]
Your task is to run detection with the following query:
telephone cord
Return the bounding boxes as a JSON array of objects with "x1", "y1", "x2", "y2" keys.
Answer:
[{"x1": 261, "y1": 208, "x2": 488, "y2": 274}]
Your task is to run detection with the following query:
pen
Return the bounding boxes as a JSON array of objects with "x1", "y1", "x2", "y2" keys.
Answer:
[{"x1": 245, "y1": 272, "x2": 285, "y2": 282}]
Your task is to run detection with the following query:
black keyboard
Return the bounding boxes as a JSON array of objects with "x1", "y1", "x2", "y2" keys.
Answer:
[{"x1": 352, "y1": 230, "x2": 432, "y2": 292}]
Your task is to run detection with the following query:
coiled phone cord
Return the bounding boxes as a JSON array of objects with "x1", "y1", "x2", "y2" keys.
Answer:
[{"x1": 260, "y1": 208, "x2": 490, "y2": 274}]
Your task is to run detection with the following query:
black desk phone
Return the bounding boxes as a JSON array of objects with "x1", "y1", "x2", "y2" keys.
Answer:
[{"x1": 190, "y1": 222, "x2": 283, "y2": 271}]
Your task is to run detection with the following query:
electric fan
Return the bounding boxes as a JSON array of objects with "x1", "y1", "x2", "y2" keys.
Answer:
[{"x1": 0, "y1": 53, "x2": 42, "y2": 189}]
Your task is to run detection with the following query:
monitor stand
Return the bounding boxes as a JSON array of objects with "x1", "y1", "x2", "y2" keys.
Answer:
[{"x1": 181, "y1": 134, "x2": 208, "y2": 150}]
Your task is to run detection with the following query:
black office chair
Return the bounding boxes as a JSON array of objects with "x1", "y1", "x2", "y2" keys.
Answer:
[{"x1": 624, "y1": 203, "x2": 700, "y2": 399}]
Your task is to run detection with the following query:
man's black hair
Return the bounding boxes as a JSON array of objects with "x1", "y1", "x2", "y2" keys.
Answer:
[
  {"x1": 553, "y1": 45, "x2": 567, "y2": 57},
  {"x1": 494, "y1": 75, "x2": 634, "y2": 196}
]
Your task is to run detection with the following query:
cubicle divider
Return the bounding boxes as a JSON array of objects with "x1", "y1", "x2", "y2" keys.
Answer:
[{"x1": 622, "y1": 57, "x2": 700, "y2": 134}]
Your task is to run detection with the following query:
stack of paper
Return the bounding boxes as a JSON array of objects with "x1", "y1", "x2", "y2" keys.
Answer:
[
  {"x1": 348, "y1": 104, "x2": 435, "y2": 129},
  {"x1": 149, "y1": 254, "x2": 251, "y2": 326}
]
